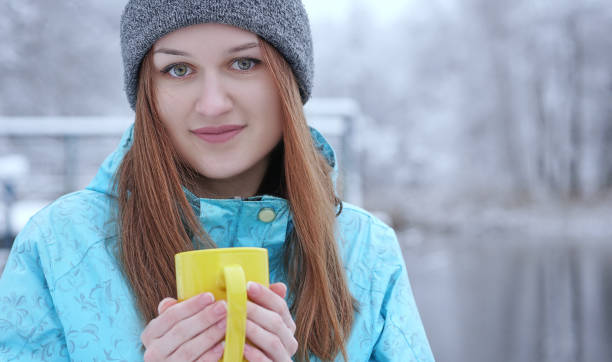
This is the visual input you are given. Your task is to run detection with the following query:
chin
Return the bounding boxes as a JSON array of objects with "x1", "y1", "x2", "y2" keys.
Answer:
[{"x1": 195, "y1": 165, "x2": 246, "y2": 181}]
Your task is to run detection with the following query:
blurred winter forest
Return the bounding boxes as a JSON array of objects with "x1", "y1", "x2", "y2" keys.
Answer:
[{"x1": 1, "y1": 1, "x2": 612, "y2": 361}]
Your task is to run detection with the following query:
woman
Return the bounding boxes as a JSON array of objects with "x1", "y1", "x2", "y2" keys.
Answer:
[{"x1": 0, "y1": 1, "x2": 434, "y2": 361}]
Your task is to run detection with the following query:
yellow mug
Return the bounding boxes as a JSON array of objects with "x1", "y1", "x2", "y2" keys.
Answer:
[{"x1": 175, "y1": 247, "x2": 269, "y2": 361}]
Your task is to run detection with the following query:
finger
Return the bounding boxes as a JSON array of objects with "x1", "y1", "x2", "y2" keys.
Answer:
[
  {"x1": 245, "y1": 320, "x2": 294, "y2": 361},
  {"x1": 158, "y1": 298, "x2": 178, "y2": 315},
  {"x1": 247, "y1": 282, "x2": 296, "y2": 333},
  {"x1": 243, "y1": 343, "x2": 273, "y2": 362},
  {"x1": 195, "y1": 341, "x2": 225, "y2": 362},
  {"x1": 141, "y1": 293, "x2": 214, "y2": 345},
  {"x1": 161, "y1": 300, "x2": 227, "y2": 358},
  {"x1": 246, "y1": 301, "x2": 296, "y2": 352},
  {"x1": 269, "y1": 283, "x2": 287, "y2": 299},
  {"x1": 168, "y1": 316, "x2": 227, "y2": 362}
]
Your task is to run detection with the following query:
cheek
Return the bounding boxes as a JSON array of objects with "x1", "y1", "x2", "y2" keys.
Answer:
[
  {"x1": 155, "y1": 87, "x2": 191, "y2": 128},
  {"x1": 265, "y1": 93, "x2": 284, "y2": 137},
  {"x1": 156, "y1": 87, "x2": 178, "y2": 115},
  {"x1": 242, "y1": 79, "x2": 283, "y2": 125}
]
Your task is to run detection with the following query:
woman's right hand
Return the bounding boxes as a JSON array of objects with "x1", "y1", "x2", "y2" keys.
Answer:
[{"x1": 141, "y1": 293, "x2": 227, "y2": 361}]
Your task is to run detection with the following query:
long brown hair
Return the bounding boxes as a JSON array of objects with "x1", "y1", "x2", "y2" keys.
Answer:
[{"x1": 115, "y1": 37, "x2": 354, "y2": 361}]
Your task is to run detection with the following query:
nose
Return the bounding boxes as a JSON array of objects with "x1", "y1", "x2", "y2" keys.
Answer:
[{"x1": 194, "y1": 72, "x2": 233, "y2": 117}]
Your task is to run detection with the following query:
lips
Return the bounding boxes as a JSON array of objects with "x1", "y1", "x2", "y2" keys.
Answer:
[{"x1": 192, "y1": 125, "x2": 246, "y2": 144}]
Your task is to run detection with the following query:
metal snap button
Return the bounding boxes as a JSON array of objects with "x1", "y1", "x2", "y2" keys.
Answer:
[{"x1": 257, "y1": 207, "x2": 276, "y2": 223}]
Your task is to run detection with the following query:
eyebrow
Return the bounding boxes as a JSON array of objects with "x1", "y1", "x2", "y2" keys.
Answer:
[
  {"x1": 227, "y1": 42, "x2": 259, "y2": 53},
  {"x1": 153, "y1": 42, "x2": 259, "y2": 57},
  {"x1": 153, "y1": 48, "x2": 191, "y2": 56}
]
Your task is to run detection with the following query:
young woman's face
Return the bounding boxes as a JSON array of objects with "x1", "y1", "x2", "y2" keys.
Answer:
[{"x1": 151, "y1": 23, "x2": 283, "y2": 198}]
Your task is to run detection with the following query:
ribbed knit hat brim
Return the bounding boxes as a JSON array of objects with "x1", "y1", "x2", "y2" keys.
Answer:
[{"x1": 120, "y1": 0, "x2": 314, "y2": 110}]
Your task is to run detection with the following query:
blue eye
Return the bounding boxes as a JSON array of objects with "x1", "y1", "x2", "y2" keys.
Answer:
[
  {"x1": 163, "y1": 63, "x2": 193, "y2": 78},
  {"x1": 231, "y1": 58, "x2": 261, "y2": 71}
]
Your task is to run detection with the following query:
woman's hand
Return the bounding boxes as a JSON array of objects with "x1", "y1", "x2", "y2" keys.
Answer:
[
  {"x1": 141, "y1": 293, "x2": 227, "y2": 361},
  {"x1": 244, "y1": 282, "x2": 298, "y2": 362}
]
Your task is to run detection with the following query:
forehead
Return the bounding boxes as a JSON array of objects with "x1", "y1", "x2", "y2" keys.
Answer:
[{"x1": 153, "y1": 23, "x2": 258, "y2": 50}]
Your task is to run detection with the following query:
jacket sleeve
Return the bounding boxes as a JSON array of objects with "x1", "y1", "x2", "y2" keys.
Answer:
[
  {"x1": 0, "y1": 218, "x2": 70, "y2": 361},
  {"x1": 370, "y1": 227, "x2": 435, "y2": 362}
]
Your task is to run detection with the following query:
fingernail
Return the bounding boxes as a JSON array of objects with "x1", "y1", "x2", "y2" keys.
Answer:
[
  {"x1": 247, "y1": 281, "x2": 259, "y2": 295},
  {"x1": 200, "y1": 293, "x2": 214, "y2": 304},
  {"x1": 214, "y1": 301, "x2": 227, "y2": 315},
  {"x1": 157, "y1": 298, "x2": 174, "y2": 314}
]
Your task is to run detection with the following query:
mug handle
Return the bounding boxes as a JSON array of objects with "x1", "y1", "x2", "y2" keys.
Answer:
[{"x1": 223, "y1": 264, "x2": 247, "y2": 362}]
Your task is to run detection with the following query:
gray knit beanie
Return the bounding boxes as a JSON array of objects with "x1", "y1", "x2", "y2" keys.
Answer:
[{"x1": 120, "y1": 0, "x2": 314, "y2": 110}]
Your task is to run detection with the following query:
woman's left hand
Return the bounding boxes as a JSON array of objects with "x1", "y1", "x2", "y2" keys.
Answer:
[{"x1": 244, "y1": 282, "x2": 298, "y2": 361}]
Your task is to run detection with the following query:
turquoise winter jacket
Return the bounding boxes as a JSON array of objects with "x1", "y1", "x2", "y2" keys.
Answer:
[{"x1": 0, "y1": 125, "x2": 434, "y2": 361}]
